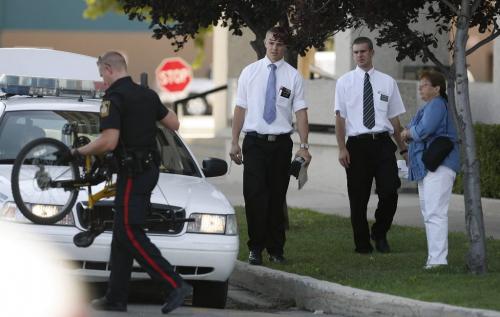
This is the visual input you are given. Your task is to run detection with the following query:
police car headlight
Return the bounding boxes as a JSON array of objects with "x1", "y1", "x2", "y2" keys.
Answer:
[
  {"x1": 0, "y1": 201, "x2": 75, "y2": 226},
  {"x1": 187, "y1": 213, "x2": 237, "y2": 235}
]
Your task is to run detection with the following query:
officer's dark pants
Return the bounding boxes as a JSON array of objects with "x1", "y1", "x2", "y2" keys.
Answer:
[
  {"x1": 106, "y1": 165, "x2": 183, "y2": 303},
  {"x1": 345, "y1": 135, "x2": 401, "y2": 252},
  {"x1": 242, "y1": 134, "x2": 292, "y2": 256}
]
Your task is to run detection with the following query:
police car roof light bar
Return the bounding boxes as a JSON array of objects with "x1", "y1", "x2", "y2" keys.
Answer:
[{"x1": 0, "y1": 74, "x2": 104, "y2": 98}]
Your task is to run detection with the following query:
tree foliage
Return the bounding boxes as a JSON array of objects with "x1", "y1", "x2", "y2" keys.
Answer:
[
  {"x1": 349, "y1": 0, "x2": 500, "y2": 70},
  {"x1": 85, "y1": 0, "x2": 354, "y2": 66}
]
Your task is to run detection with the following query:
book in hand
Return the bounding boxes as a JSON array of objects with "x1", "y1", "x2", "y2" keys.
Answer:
[{"x1": 290, "y1": 156, "x2": 308, "y2": 190}]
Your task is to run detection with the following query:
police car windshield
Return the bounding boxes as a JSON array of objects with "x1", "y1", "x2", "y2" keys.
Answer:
[
  {"x1": 0, "y1": 110, "x2": 99, "y2": 162},
  {"x1": 156, "y1": 127, "x2": 200, "y2": 177},
  {"x1": 0, "y1": 110, "x2": 200, "y2": 177}
]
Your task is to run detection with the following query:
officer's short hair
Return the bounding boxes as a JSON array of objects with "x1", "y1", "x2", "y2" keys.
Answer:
[
  {"x1": 97, "y1": 51, "x2": 127, "y2": 71},
  {"x1": 352, "y1": 37, "x2": 373, "y2": 50}
]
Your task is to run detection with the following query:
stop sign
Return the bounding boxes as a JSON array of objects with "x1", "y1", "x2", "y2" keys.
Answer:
[{"x1": 155, "y1": 57, "x2": 193, "y2": 93}]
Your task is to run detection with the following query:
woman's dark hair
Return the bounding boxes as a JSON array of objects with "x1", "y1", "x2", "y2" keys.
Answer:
[{"x1": 420, "y1": 70, "x2": 448, "y2": 101}]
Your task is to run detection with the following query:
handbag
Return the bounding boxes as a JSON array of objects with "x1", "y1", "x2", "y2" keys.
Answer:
[{"x1": 421, "y1": 105, "x2": 454, "y2": 172}]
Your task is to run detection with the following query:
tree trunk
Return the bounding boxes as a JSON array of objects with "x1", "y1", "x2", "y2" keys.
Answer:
[
  {"x1": 250, "y1": 33, "x2": 266, "y2": 60},
  {"x1": 285, "y1": 49, "x2": 298, "y2": 69},
  {"x1": 454, "y1": 4, "x2": 487, "y2": 274}
]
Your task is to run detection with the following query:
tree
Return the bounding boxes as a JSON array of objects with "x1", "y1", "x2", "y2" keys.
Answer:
[
  {"x1": 350, "y1": 0, "x2": 500, "y2": 274},
  {"x1": 84, "y1": 0, "x2": 354, "y2": 67}
]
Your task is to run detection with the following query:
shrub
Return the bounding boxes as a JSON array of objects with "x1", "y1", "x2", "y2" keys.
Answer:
[{"x1": 453, "y1": 123, "x2": 500, "y2": 198}]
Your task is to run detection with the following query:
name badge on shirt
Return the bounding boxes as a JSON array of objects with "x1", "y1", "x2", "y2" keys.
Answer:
[
  {"x1": 279, "y1": 86, "x2": 291, "y2": 98},
  {"x1": 100, "y1": 100, "x2": 111, "y2": 117},
  {"x1": 380, "y1": 94, "x2": 389, "y2": 102}
]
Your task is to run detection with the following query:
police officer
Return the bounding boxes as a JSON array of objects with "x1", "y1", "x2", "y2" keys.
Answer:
[{"x1": 72, "y1": 51, "x2": 191, "y2": 314}]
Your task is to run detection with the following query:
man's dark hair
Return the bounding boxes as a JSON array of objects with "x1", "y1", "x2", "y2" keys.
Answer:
[
  {"x1": 352, "y1": 37, "x2": 374, "y2": 50},
  {"x1": 266, "y1": 26, "x2": 289, "y2": 45}
]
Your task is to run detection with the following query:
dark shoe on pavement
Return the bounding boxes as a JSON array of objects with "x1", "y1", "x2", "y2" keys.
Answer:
[
  {"x1": 248, "y1": 250, "x2": 263, "y2": 265},
  {"x1": 91, "y1": 297, "x2": 127, "y2": 312},
  {"x1": 371, "y1": 234, "x2": 391, "y2": 253},
  {"x1": 161, "y1": 281, "x2": 193, "y2": 314},
  {"x1": 269, "y1": 254, "x2": 286, "y2": 263}
]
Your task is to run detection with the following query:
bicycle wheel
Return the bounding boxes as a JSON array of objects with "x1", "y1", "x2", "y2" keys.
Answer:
[{"x1": 11, "y1": 138, "x2": 80, "y2": 225}]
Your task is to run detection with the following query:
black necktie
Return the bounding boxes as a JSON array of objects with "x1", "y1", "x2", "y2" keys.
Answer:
[{"x1": 363, "y1": 73, "x2": 375, "y2": 129}]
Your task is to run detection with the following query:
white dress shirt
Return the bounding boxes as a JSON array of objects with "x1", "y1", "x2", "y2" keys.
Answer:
[
  {"x1": 236, "y1": 56, "x2": 307, "y2": 134},
  {"x1": 334, "y1": 66, "x2": 405, "y2": 136}
]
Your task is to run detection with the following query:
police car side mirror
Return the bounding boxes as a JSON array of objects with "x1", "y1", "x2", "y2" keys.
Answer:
[{"x1": 202, "y1": 158, "x2": 228, "y2": 177}]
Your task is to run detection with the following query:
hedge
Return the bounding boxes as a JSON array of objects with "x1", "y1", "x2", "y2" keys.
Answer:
[{"x1": 453, "y1": 123, "x2": 500, "y2": 199}]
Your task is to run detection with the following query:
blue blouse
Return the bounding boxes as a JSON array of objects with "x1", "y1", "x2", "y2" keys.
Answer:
[{"x1": 407, "y1": 96, "x2": 461, "y2": 181}]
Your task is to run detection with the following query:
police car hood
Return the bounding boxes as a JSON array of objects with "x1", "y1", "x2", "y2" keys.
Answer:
[
  {"x1": 0, "y1": 166, "x2": 234, "y2": 215},
  {"x1": 151, "y1": 173, "x2": 234, "y2": 215},
  {"x1": 0, "y1": 167, "x2": 15, "y2": 201}
]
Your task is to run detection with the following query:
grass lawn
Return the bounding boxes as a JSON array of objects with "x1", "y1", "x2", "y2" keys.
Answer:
[{"x1": 235, "y1": 207, "x2": 500, "y2": 311}]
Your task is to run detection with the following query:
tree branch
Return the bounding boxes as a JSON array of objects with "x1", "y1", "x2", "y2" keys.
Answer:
[
  {"x1": 315, "y1": 0, "x2": 332, "y2": 14},
  {"x1": 439, "y1": 0, "x2": 460, "y2": 15},
  {"x1": 423, "y1": 45, "x2": 447, "y2": 73},
  {"x1": 466, "y1": 29, "x2": 500, "y2": 56}
]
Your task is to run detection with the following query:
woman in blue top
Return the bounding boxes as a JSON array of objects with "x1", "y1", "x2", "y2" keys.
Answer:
[{"x1": 401, "y1": 71, "x2": 460, "y2": 269}]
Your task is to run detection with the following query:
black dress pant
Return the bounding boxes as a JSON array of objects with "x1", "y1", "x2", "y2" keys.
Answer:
[
  {"x1": 345, "y1": 135, "x2": 401, "y2": 251},
  {"x1": 106, "y1": 166, "x2": 183, "y2": 303},
  {"x1": 242, "y1": 134, "x2": 292, "y2": 256}
]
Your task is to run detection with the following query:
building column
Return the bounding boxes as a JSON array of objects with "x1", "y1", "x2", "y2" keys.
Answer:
[
  {"x1": 334, "y1": 30, "x2": 353, "y2": 77},
  {"x1": 212, "y1": 25, "x2": 229, "y2": 133}
]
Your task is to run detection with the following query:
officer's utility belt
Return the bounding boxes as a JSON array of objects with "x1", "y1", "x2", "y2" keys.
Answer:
[{"x1": 120, "y1": 148, "x2": 160, "y2": 175}]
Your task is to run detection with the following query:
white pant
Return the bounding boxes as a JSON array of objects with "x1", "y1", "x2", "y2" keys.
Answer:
[{"x1": 417, "y1": 165, "x2": 456, "y2": 266}]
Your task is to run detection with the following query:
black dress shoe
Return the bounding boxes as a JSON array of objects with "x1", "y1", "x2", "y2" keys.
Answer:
[
  {"x1": 91, "y1": 297, "x2": 127, "y2": 312},
  {"x1": 248, "y1": 250, "x2": 263, "y2": 265},
  {"x1": 269, "y1": 254, "x2": 286, "y2": 263},
  {"x1": 373, "y1": 238, "x2": 391, "y2": 253},
  {"x1": 162, "y1": 281, "x2": 193, "y2": 314}
]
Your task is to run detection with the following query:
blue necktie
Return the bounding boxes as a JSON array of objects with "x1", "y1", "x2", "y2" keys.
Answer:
[
  {"x1": 363, "y1": 72, "x2": 375, "y2": 129},
  {"x1": 263, "y1": 64, "x2": 277, "y2": 124}
]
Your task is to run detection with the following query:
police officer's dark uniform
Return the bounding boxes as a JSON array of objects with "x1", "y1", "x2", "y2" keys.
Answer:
[{"x1": 96, "y1": 76, "x2": 187, "y2": 311}]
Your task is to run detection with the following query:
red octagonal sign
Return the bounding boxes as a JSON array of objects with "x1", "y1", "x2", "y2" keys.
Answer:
[{"x1": 155, "y1": 57, "x2": 192, "y2": 93}]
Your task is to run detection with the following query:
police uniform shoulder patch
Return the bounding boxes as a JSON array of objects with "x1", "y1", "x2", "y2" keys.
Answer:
[{"x1": 100, "y1": 100, "x2": 111, "y2": 117}]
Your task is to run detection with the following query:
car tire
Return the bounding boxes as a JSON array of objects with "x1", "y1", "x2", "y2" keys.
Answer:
[{"x1": 192, "y1": 280, "x2": 228, "y2": 308}]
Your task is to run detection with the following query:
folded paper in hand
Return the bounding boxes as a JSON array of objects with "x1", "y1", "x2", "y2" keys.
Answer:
[
  {"x1": 397, "y1": 159, "x2": 408, "y2": 179},
  {"x1": 297, "y1": 163, "x2": 308, "y2": 189}
]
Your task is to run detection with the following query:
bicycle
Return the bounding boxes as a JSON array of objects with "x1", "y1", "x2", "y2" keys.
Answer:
[{"x1": 11, "y1": 122, "x2": 192, "y2": 248}]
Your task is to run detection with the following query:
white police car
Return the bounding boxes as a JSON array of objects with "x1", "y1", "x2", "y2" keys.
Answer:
[{"x1": 0, "y1": 48, "x2": 238, "y2": 308}]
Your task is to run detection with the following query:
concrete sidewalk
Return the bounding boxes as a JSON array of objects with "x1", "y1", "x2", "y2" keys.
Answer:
[{"x1": 185, "y1": 135, "x2": 500, "y2": 316}]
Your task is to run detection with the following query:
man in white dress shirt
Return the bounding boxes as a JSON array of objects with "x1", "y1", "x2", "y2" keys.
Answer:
[
  {"x1": 334, "y1": 37, "x2": 408, "y2": 254},
  {"x1": 230, "y1": 26, "x2": 311, "y2": 265}
]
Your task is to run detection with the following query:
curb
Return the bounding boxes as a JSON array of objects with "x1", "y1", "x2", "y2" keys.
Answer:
[{"x1": 230, "y1": 261, "x2": 500, "y2": 317}]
